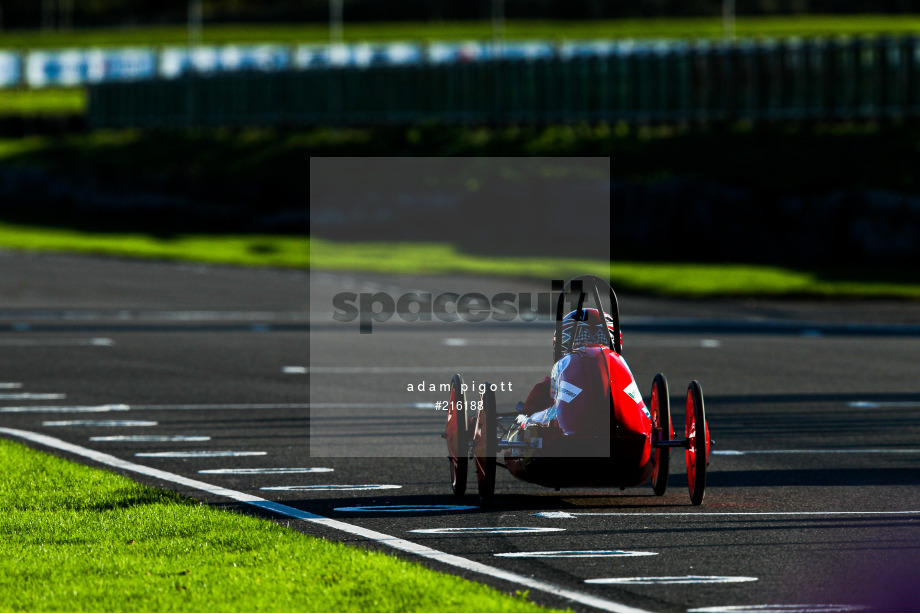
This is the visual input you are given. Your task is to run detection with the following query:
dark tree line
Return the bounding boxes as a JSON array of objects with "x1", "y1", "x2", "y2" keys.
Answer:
[{"x1": 2, "y1": 0, "x2": 920, "y2": 30}]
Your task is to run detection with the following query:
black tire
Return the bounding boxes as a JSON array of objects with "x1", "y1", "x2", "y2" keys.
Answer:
[
  {"x1": 650, "y1": 373, "x2": 671, "y2": 496},
  {"x1": 447, "y1": 374, "x2": 469, "y2": 496},
  {"x1": 685, "y1": 380, "x2": 708, "y2": 506},
  {"x1": 474, "y1": 384, "x2": 497, "y2": 506}
]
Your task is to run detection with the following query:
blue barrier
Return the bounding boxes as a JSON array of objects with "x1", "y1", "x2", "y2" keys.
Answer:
[{"x1": 86, "y1": 35, "x2": 920, "y2": 128}]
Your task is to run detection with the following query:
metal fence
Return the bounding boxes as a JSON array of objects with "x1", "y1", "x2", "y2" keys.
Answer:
[{"x1": 87, "y1": 36, "x2": 920, "y2": 128}]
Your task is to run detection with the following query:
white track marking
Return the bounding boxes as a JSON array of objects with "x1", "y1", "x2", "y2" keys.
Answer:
[
  {"x1": 0, "y1": 393, "x2": 66, "y2": 400},
  {"x1": 335, "y1": 505, "x2": 478, "y2": 513},
  {"x1": 307, "y1": 366, "x2": 545, "y2": 374},
  {"x1": 0, "y1": 428, "x2": 644, "y2": 614},
  {"x1": 0, "y1": 338, "x2": 113, "y2": 347},
  {"x1": 306, "y1": 402, "x2": 438, "y2": 409},
  {"x1": 849, "y1": 401, "x2": 920, "y2": 409},
  {"x1": 1, "y1": 404, "x2": 129, "y2": 413},
  {"x1": 260, "y1": 485, "x2": 401, "y2": 492},
  {"x1": 495, "y1": 550, "x2": 657, "y2": 558},
  {"x1": 282, "y1": 366, "x2": 307, "y2": 374},
  {"x1": 135, "y1": 451, "x2": 267, "y2": 458},
  {"x1": 44, "y1": 420, "x2": 157, "y2": 427},
  {"x1": 585, "y1": 576, "x2": 757, "y2": 584},
  {"x1": 199, "y1": 468, "x2": 333, "y2": 475},
  {"x1": 536, "y1": 511, "x2": 920, "y2": 519},
  {"x1": 715, "y1": 448, "x2": 920, "y2": 455},
  {"x1": 122, "y1": 404, "x2": 310, "y2": 411},
  {"x1": 0, "y1": 310, "x2": 304, "y2": 322},
  {"x1": 587, "y1": 576, "x2": 757, "y2": 585},
  {"x1": 408, "y1": 527, "x2": 565, "y2": 534},
  {"x1": 90, "y1": 435, "x2": 211, "y2": 442},
  {"x1": 689, "y1": 605, "x2": 866, "y2": 613},
  {"x1": 0, "y1": 383, "x2": 23, "y2": 389},
  {"x1": 4, "y1": 403, "x2": 311, "y2": 413},
  {"x1": 443, "y1": 338, "x2": 721, "y2": 348}
]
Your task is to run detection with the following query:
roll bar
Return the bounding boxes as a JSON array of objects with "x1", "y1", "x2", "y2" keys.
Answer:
[{"x1": 553, "y1": 275, "x2": 621, "y2": 362}]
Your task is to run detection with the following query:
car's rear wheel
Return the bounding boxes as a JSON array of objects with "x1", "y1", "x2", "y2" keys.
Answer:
[
  {"x1": 446, "y1": 374, "x2": 469, "y2": 496},
  {"x1": 474, "y1": 384, "x2": 497, "y2": 506},
  {"x1": 685, "y1": 380, "x2": 708, "y2": 506},
  {"x1": 650, "y1": 373, "x2": 671, "y2": 496}
]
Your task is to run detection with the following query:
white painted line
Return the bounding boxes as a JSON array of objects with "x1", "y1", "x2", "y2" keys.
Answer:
[
  {"x1": 306, "y1": 403, "x2": 438, "y2": 409},
  {"x1": 5, "y1": 403, "x2": 312, "y2": 414},
  {"x1": 443, "y1": 338, "x2": 722, "y2": 348},
  {"x1": 0, "y1": 310, "x2": 304, "y2": 322},
  {"x1": 335, "y1": 505, "x2": 478, "y2": 513},
  {"x1": 0, "y1": 427, "x2": 645, "y2": 614},
  {"x1": 0, "y1": 393, "x2": 66, "y2": 400},
  {"x1": 714, "y1": 448, "x2": 920, "y2": 456},
  {"x1": 1, "y1": 404, "x2": 129, "y2": 413},
  {"x1": 0, "y1": 338, "x2": 114, "y2": 347},
  {"x1": 282, "y1": 366, "x2": 307, "y2": 374},
  {"x1": 199, "y1": 468, "x2": 333, "y2": 475},
  {"x1": 90, "y1": 435, "x2": 211, "y2": 442},
  {"x1": 123, "y1": 404, "x2": 311, "y2": 411},
  {"x1": 689, "y1": 605, "x2": 866, "y2": 613},
  {"x1": 307, "y1": 366, "x2": 545, "y2": 374},
  {"x1": 536, "y1": 511, "x2": 920, "y2": 519},
  {"x1": 495, "y1": 550, "x2": 657, "y2": 558},
  {"x1": 135, "y1": 451, "x2": 267, "y2": 458},
  {"x1": 260, "y1": 485, "x2": 401, "y2": 492},
  {"x1": 0, "y1": 383, "x2": 23, "y2": 389},
  {"x1": 849, "y1": 401, "x2": 920, "y2": 409},
  {"x1": 408, "y1": 527, "x2": 565, "y2": 535},
  {"x1": 43, "y1": 420, "x2": 157, "y2": 427},
  {"x1": 587, "y1": 576, "x2": 757, "y2": 585}
]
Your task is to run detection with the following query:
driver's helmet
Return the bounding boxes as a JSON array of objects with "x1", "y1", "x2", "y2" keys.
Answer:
[{"x1": 555, "y1": 308, "x2": 617, "y2": 356}]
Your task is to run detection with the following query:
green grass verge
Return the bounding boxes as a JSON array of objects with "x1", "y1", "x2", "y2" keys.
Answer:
[
  {"x1": 0, "y1": 438, "x2": 556, "y2": 612},
  {"x1": 0, "y1": 222, "x2": 918, "y2": 298},
  {"x1": 2, "y1": 16, "x2": 920, "y2": 49},
  {"x1": 0, "y1": 88, "x2": 86, "y2": 116},
  {"x1": 0, "y1": 221, "x2": 311, "y2": 268}
]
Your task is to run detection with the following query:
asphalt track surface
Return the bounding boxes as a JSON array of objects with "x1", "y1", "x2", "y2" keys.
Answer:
[{"x1": 2, "y1": 251, "x2": 920, "y2": 613}]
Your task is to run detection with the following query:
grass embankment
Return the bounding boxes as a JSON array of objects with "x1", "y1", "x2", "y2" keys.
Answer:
[
  {"x1": 0, "y1": 226, "x2": 917, "y2": 298},
  {"x1": 0, "y1": 438, "x2": 554, "y2": 612},
  {"x1": 1, "y1": 122, "x2": 917, "y2": 197},
  {"x1": 2, "y1": 16, "x2": 920, "y2": 50},
  {"x1": 1, "y1": 125, "x2": 920, "y2": 298}
]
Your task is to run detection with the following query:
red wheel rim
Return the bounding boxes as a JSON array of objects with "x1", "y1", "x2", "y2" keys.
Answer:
[
  {"x1": 651, "y1": 383, "x2": 662, "y2": 478},
  {"x1": 685, "y1": 388, "x2": 697, "y2": 498}
]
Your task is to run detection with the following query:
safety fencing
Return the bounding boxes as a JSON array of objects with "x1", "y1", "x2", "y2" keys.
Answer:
[
  {"x1": 0, "y1": 41, "x2": 544, "y2": 89},
  {"x1": 87, "y1": 36, "x2": 920, "y2": 128}
]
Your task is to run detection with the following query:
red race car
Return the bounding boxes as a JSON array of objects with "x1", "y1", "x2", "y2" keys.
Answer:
[{"x1": 444, "y1": 275, "x2": 712, "y2": 506}]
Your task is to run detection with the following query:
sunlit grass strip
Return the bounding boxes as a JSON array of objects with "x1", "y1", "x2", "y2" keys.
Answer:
[
  {"x1": 0, "y1": 222, "x2": 310, "y2": 268},
  {"x1": 0, "y1": 224, "x2": 918, "y2": 298},
  {"x1": 1, "y1": 16, "x2": 920, "y2": 49},
  {"x1": 0, "y1": 88, "x2": 85, "y2": 116},
  {"x1": 0, "y1": 438, "x2": 555, "y2": 612},
  {"x1": 310, "y1": 239, "x2": 920, "y2": 298}
]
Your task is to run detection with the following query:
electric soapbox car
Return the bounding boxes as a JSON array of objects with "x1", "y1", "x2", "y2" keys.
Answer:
[{"x1": 443, "y1": 275, "x2": 712, "y2": 506}]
